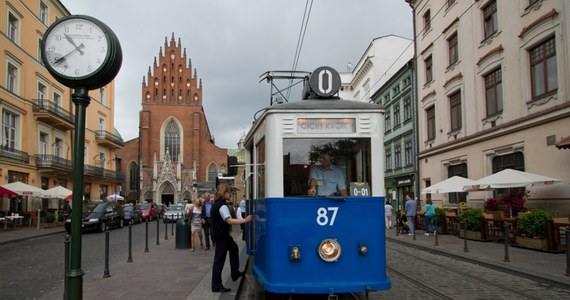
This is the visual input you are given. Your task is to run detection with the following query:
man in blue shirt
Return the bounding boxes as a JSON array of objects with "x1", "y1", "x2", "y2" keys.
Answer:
[
  {"x1": 201, "y1": 192, "x2": 213, "y2": 250},
  {"x1": 307, "y1": 153, "x2": 348, "y2": 197},
  {"x1": 404, "y1": 194, "x2": 417, "y2": 235}
]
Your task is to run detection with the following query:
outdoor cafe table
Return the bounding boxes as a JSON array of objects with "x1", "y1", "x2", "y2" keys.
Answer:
[{"x1": 3, "y1": 215, "x2": 24, "y2": 229}]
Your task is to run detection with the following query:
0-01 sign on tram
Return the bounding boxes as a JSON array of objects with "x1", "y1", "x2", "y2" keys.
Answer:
[{"x1": 309, "y1": 66, "x2": 341, "y2": 98}]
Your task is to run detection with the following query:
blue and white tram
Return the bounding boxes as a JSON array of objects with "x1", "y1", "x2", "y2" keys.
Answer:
[{"x1": 243, "y1": 66, "x2": 391, "y2": 296}]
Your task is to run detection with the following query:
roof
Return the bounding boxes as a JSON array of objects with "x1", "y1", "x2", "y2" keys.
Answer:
[{"x1": 555, "y1": 135, "x2": 570, "y2": 150}]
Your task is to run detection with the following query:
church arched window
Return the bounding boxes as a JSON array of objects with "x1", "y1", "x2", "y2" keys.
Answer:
[
  {"x1": 207, "y1": 164, "x2": 217, "y2": 182},
  {"x1": 129, "y1": 162, "x2": 138, "y2": 191},
  {"x1": 164, "y1": 120, "x2": 181, "y2": 162}
]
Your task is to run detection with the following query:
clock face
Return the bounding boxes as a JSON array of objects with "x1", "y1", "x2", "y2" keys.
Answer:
[{"x1": 43, "y1": 17, "x2": 109, "y2": 79}]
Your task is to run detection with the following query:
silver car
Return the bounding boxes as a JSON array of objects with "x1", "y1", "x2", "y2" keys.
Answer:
[{"x1": 163, "y1": 204, "x2": 186, "y2": 223}]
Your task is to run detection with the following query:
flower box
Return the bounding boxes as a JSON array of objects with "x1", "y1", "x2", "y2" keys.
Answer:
[
  {"x1": 514, "y1": 237, "x2": 548, "y2": 251},
  {"x1": 459, "y1": 230, "x2": 486, "y2": 241}
]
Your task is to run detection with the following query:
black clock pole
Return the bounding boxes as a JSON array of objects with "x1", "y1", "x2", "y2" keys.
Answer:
[{"x1": 68, "y1": 87, "x2": 91, "y2": 299}]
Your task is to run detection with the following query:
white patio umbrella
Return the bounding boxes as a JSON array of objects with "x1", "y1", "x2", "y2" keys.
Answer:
[
  {"x1": 421, "y1": 176, "x2": 476, "y2": 194},
  {"x1": 464, "y1": 169, "x2": 563, "y2": 190},
  {"x1": 2, "y1": 181, "x2": 47, "y2": 197},
  {"x1": 106, "y1": 193, "x2": 124, "y2": 201},
  {"x1": 45, "y1": 186, "x2": 72, "y2": 199}
]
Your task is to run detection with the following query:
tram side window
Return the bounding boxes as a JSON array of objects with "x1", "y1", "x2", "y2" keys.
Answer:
[{"x1": 283, "y1": 138, "x2": 371, "y2": 197}]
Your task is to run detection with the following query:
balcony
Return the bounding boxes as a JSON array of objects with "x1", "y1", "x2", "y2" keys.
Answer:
[
  {"x1": 0, "y1": 146, "x2": 30, "y2": 164},
  {"x1": 95, "y1": 130, "x2": 125, "y2": 148},
  {"x1": 32, "y1": 99, "x2": 74, "y2": 130},
  {"x1": 84, "y1": 164, "x2": 125, "y2": 182},
  {"x1": 36, "y1": 154, "x2": 73, "y2": 175}
]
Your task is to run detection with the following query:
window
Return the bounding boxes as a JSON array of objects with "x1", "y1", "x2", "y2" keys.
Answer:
[
  {"x1": 8, "y1": 12, "x2": 19, "y2": 43},
  {"x1": 448, "y1": 33, "x2": 458, "y2": 66},
  {"x1": 39, "y1": 2, "x2": 48, "y2": 24},
  {"x1": 485, "y1": 68, "x2": 503, "y2": 116},
  {"x1": 164, "y1": 120, "x2": 180, "y2": 162},
  {"x1": 385, "y1": 148, "x2": 392, "y2": 171},
  {"x1": 98, "y1": 117, "x2": 105, "y2": 132},
  {"x1": 448, "y1": 163, "x2": 467, "y2": 204},
  {"x1": 423, "y1": 9, "x2": 431, "y2": 32},
  {"x1": 129, "y1": 162, "x2": 138, "y2": 191},
  {"x1": 394, "y1": 144, "x2": 402, "y2": 168},
  {"x1": 207, "y1": 164, "x2": 217, "y2": 182},
  {"x1": 7, "y1": 63, "x2": 18, "y2": 94},
  {"x1": 449, "y1": 91, "x2": 462, "y2": 131},
  {"x1": 491, "y1": 152, "x2": 525, "y2": 198},
  {"x1": 2, "y1": 110, "x2": 18, "y2": 149},
  {"x1": 425, "y1": 56, "x2": 433, "y2": 84},
  {"x1": 384, "y1": 109, "x2": 391, "y2": 132},
  {"x1": 403, "y1": 96, "x2": 412, "y2": 121},
  {"x1": 53, "y1": 92, "x2": 62, "y2": 107},
  {"x1": 483, "y1": 1, "x2": 498, "y2": 39},
  {"x1": 404, "y1": 141, "x2": 413, "y2": 166},
  {"x1": 99, "y1": 87, "x2": 106, "y2": 105},
  {"x1": 55, "y1": 137, "x2": 63, "y2": 158},
  {"x1": 38, "y1": 82, "x2": 47, "y2": 100},
  {"x1": 426, "y1": 106, "x2": 436, "y2": 141},
  {"x1": 98, "y1": 152, "x2": 105, "y2": 168},
  {"x1": 530, "y1": 37, "x2": 557, "y2": 98},
  {"x1": 393, "y1": 104, "x2": 400, "y2": 127},
  {"x1": 39, "y1": 132, "x2": 48, "y2": 155}
]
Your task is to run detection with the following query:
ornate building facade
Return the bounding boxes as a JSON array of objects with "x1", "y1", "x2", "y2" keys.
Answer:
[{"x1": 118, "y1": 34, "x2": 227, "y2": 206}]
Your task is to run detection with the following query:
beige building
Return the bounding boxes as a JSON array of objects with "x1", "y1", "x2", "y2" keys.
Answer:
[
  {"x1": 408, "y1": 0, "x2": 570, "y2": 216},
  {"x1": 0, "y1": 0, "x2": 124, "y2": 220}
]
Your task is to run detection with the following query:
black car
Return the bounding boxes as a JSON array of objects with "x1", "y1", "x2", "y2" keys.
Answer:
[
  {"x1": 81, "y1": 202, "x2": 124, "y2": 232},
  {"x1": 123, "y1": 204, "x2": 142, "y2": 225}
]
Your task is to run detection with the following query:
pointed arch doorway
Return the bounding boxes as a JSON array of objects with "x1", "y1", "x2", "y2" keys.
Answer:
[{"x1": 160, "y1": 182, "x2": 176, "y2": 206}]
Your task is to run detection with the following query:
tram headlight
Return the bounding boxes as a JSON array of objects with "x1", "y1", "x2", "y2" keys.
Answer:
[{"x1": 318, "y1": 239, "x2": 341, "y2": 262}]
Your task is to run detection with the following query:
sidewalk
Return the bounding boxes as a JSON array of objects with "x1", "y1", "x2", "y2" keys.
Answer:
[
  {"x1": 1, "y1": 225, "x2": 247, "y2": 300},
  {"x1": 386, "y1": 228, "x2": 570, "y2": 289}
]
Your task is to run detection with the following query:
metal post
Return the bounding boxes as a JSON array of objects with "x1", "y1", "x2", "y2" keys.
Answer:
[
  {"x1": 171, "y1": 213, "x2": 175, "y2": 236},
  {"x1": 103, "y1": 229, "x2": 111, "y2": 278},
  {"x1": 564, "y1": 226, "x2": 570, "y2": 276},
  {"x1": 145, "y1": 219, "x2": 149, "y2": 252},
  {"x1": 68, "y1": 88, "x2": 90, "y2": 299},
  {"x1": 165, "y1": 216, "x2": 168, "y2": 240},
  {"x1": 127, "y1": 223, "x2": 133, "y2": 263},
  {"x1": 434, "y1": 215, "x2": 439, "y2": 246},
  {"x1": 463, "y1": 219, "x2": 469, "y2": 252},
  {"x1": 156, "y1": 217, "x2": 160, "y2": 245},
  {"x1": 63, "y1": 235, "x2": 70, "y2": 300},
  {"x1": 503, "y1": 222, "x2": 510, "y2": 262}
]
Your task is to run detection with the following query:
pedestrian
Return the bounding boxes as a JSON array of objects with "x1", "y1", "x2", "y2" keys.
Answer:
[
  {"x1": 307, "y1": 153, "x2": 348, "y2": 197},
  {"x1": 404, "y1": 194, "x2": 417, "y2": 236},
  {"x1": 210, "y1": 182, "x2": 253, "y2": 293},
  {"x1": 236, "y1": 199, "x2": 247, "y2": 240},
  {"x1": 62, "y1": 200, "x2": 71, "y2": 219},
  {"x1": 384, "y1": 200, "x2": 393, "y2": 229},
  {"x1": 424, "y1": 199, "x2": 436, "y2": 235},
  {"x1": 201, "y1": 192, "x2": 213, "y2": 250},
  {"x1": 190, "y1": 198, "x2": 204, "y2": 251}
]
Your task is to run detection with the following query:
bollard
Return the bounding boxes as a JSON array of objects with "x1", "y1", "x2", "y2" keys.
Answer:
[
  {"x1": 145, "y1": 219, "x2": 149, "y2": 252},
  {"x1": 103, "y1": 229, "x2": 111, "y2": 278},
  {"x1": 171, "y1": 213, "x2": 175, "y2": 236},
  {"x1": 434, "y1": 216, "x2": 439, "y2": 246},
  {"x1": 565, "y1": 226, "x2": 570, "y2": 276},
  {"x1": 156, "y1": 217, "x2": 160, "y2": 245},
  {"x1": 503, "y1": 222, "x2": 510, "y2": 262},
  {"x1": 64, "y1": 234, "x2": 70, "y2": 300},
  {"x1": 165, "y1": 216, "x2": 168, "y2": 240},
  {"x1": 566, "y1": 226, "x2": 569, "y2": 276},
  {"x1": 127, "y1": 223, "x2": 133, "y2": 263},
  {"x1": 463, "y1": 219, "x2": 469, "y2": 252}
]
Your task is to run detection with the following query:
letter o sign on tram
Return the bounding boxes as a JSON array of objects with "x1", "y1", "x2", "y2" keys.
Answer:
[{"x1": 309, "y1": 66, "x2": 341, "y2": 98}]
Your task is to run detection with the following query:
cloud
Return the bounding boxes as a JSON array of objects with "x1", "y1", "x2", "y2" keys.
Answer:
[{"x1": 60, "y1": 0, "x2": 412, "y2": 149}]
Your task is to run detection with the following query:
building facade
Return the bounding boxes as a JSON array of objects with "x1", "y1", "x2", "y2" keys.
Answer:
[
  {"x1": 118, "y1": 34, "x2": 227, "y2": 206},
  {"x1": 409, "y1": 0, "x2": 570, "y2": 215},
  {"x1": 371, "y1": 60, "x2": 417, "y2": 210},
  {"x1": 0, "y1": 0, "x2": 124, "y2": 217}
]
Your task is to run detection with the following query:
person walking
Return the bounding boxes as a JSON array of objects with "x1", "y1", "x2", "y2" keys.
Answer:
[
  {"x1": 210, "y1": 182, "x2": 253, "y2": 293},
  {"x1": 404, "y1": 195, "x2": 417, "y2": 236},
  {"x1": 424, "y1": 199, "x2": 436, "y2": 235},
  {"x1": 384, "y1": 200, "x2": 393, "y2": 229},
  {"x1": 201, "y1": 192, "x2": 213, "y2": 250},
  {"x1": 190, "y1": 198, "x2": 204, "y2": 251}
]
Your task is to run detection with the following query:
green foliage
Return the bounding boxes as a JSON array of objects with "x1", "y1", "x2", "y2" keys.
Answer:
[
  {"x1": 45, "y1": 212, "x2": 55, "y2": 223},
  {"x1": 517, "y1": 209, "x2": 552, "y2": 239},
  {"x1": 459, "y1": 208, "x2": 483, "y2": 231}
]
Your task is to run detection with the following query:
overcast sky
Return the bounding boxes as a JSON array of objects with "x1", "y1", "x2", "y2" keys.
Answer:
[{"x1": 59, "y1": 0, "x2": 413, "y2": 149}]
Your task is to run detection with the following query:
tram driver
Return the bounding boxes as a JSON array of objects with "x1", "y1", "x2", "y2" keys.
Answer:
[{"x1": 307, "y1": 153, "x2": 348, "y2": 197}]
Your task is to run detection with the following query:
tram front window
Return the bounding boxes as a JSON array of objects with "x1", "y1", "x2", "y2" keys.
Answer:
[{"x1": 283, "y1": 138, "x2": 371, "y2": 197}]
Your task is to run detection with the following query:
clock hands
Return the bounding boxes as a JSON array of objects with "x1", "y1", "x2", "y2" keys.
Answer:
[
  {"x1": 53, "y1": 43, "x2": 85, "y2": 65},
  {"x1": 64, "y1": 34, "x2": 85, "y2": 55}
]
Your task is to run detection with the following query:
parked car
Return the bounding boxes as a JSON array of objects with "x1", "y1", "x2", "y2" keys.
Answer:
[
  {"x1": 156, "y1": 204, "x2": 166, "y2": 219},
  {"x1": 139, "y1": 202, "x2": 158, "y2": 221},
  {"x1": 163, "y1": 204, "x2": 186, "y2": 223},
  {"x1": 123, "y1": 204, "x2": 142, "y2": 225},
  {"x1": 65, "y1": 202, "x2": 98, "y2": 234},
  {"x1": 81, "y1": 201, "x2": 124, "y2": 232}
]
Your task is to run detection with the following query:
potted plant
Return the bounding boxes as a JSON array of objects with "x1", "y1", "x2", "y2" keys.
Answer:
[
  {"x1": 459, "y1": 208, "x2": 485, "y2": 240},
  {"x1": 516, "y1": 209, "x2": 551, "y2": 251},
  {"x1": 435, "y1": 207, "x2": 446, "y2": 234},
  {"x1": 43, "y1": 212, "x2": 56, "y2": 228},
  {"x1": 484, "y1": 197, "x2": 498, "y2": 211}
]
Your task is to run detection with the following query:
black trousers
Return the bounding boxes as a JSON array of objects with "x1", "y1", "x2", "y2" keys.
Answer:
[
  {"x1": 202, "y1": 220, "x2": 212, "y2": 248},
  {"x1": 211, "y1": 234, "x2": 239, "y2": 290}
]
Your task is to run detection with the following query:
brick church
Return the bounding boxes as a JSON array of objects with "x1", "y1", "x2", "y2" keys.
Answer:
[{"x1": 118, "y1": 34, "x2": 227, "y2": 205}]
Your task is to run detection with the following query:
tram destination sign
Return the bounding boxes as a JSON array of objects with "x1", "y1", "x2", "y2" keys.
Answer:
[{"x1": 297, "y1": 118, "x2": 356, "y2": 134}]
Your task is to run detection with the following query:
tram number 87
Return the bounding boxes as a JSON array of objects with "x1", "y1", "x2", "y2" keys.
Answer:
[{"x1": 316, "y1": 207, "x2": 338, "y2": 226}]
